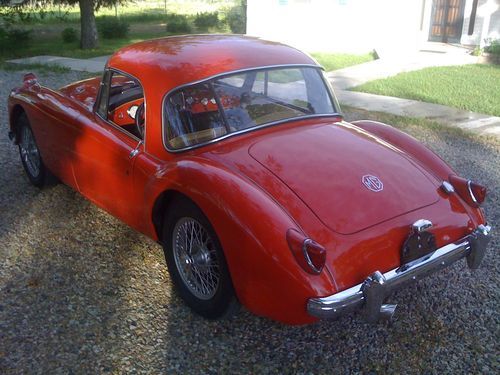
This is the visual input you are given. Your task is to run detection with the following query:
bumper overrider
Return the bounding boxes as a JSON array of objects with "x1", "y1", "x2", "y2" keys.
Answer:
[{"x1": 307, "y1": 224, "x2": 492, "y2": 323}]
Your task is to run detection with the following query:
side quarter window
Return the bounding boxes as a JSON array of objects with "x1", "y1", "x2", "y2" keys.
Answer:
[{"x1": 96, "y1": 70, "x2": 145, "y2": 140}]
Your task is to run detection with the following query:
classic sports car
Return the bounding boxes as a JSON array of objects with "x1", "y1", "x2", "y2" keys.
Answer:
[{"x1": 8, "y1": 35, "x2": 491, "y2": 324}]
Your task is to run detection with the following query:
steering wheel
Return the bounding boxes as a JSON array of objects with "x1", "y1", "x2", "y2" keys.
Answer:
[{"x1": 135, "y1": 102, "x2": 145, "y2": 139}]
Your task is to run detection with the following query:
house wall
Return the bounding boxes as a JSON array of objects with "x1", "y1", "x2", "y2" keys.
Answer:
[
  {"x1": 246, "y1": 0, "x2": 426, "y2": 54},
  {"x1": 247, "y1": 0, "x2": 499, "y2": 53},
  {"x1": 461, "y1": 0, "x2": 500, "y2": 46}
]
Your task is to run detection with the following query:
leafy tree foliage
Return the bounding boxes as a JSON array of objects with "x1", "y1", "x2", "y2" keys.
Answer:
[{"x1": 1, "y1": 0, "x2": 126, "y2": 49}]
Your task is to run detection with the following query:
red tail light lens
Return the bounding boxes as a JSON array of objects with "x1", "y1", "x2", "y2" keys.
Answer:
[
  {"x1": 286, "y1": 229, "x2": 326, "y2": 274},
  {"x1": 23, "y1": 73, "x2": 38, "y2": 87},
  {"x1": 449, "y1": 175, "x2": 487, "y2": 207}
]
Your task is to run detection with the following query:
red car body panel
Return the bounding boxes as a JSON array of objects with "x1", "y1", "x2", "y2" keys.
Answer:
[
  {"x1": 7, "y1": 35, "x2": 487, "y2": 324},
  {"x1": 248, "y1": 122, "x2": 440, "y2": 234}
]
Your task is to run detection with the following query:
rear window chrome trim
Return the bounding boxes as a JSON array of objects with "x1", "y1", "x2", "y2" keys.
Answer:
[{"x1": 161, "y1": 64, "x2": 340, "y2": 153}]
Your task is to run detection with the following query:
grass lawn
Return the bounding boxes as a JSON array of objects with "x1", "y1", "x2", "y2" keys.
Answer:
[
  {"x1": 310, "y1": 52, "x2": 376, "y2": 71},
  {"x1": 3, "y1": 31, "x2": 168, "y2": 60},
  {"x1": 352, "y1": 64, "x2": 500, "y2": 117}
]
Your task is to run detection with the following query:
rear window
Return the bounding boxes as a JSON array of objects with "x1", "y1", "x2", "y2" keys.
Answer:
[{"x1": 164, "y1": 66, "x2": 337, "y2": 150}]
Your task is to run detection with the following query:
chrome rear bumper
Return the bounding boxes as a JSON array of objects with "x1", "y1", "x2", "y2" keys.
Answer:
[{"x1": 307, "y1": 224, "x2": 491, "y2": 322}]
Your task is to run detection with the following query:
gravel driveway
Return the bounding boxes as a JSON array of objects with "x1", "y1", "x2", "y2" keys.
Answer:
[{"x1": 0, "y1": 69, "x2": 498, "y2": 374}]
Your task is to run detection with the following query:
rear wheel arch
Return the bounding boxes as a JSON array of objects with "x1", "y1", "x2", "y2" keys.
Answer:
[
  {"x1": 149, "y1": 165, "x2": 333, "y2": 323},
  {"x1": 152, "y1": 189, "x2": 199, "y2": 245}
]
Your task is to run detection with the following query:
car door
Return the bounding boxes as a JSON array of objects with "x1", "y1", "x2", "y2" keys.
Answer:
[{"x1": 70, "y1": 69, "x2": 145, "y2": 224}]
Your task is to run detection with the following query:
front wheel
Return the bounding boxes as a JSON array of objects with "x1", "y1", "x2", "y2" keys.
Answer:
[
  {"x1": 163, "y1": 198, "x2": 238, "y2": 319},
  {"x1": 17, "y1": 114, "x2": 52, "y2": 188}
]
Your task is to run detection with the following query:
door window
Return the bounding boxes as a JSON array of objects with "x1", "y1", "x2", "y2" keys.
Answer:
[{"x1": 97, "y1": 70, "x2": 145, "y2": 139}]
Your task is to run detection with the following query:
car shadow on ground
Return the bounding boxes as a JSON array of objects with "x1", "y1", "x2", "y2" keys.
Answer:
[{"x1": 0, "y1": 115, "x2": 498, "y2": 373}]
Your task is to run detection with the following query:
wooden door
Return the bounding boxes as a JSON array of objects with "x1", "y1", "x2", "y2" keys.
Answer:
[{"x1": 429, "y1": 0, "x2": 465, "y2": 43}]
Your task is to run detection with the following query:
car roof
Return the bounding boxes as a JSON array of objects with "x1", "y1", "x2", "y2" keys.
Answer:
[{"x1": 107, "y1": 34, "x2": 319, "y2": 93}]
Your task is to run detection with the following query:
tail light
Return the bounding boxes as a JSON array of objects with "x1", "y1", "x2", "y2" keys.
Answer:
[
  {"x1": 23, "y1": 73, "x2": 38, "y2": 88},
  {"x1": 286, "y1": 229, "x2": 326, "y2": 274},
  {"x1": 449, "y1": 175, "x2": 487, "y2": 207}
]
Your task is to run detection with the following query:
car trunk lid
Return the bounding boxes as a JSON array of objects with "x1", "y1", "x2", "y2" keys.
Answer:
[{"x1": 248, "y1": 122, "x2": 440, "y2": 234}]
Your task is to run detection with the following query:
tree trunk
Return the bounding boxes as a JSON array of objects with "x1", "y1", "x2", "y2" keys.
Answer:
[{"x1": 79, "y1": 0, "x2": 98, "y2": 49}]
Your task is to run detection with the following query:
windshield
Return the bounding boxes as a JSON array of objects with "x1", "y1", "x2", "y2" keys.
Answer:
[{"x1": 164, "y1": 66, "x2": 338, "y2": 150}]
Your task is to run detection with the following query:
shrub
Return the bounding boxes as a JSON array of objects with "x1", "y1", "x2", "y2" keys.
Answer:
[
  {"x1": 6, "y1": 28, "x2": 33, "y2": 44},
  {"x1": 166, "y1": 14, "x2": 191, "y2": 34},
  {"x1": 0, "y1": 27, "x2": 7, "y2": 51},
  {"x1": 226, "y1": 6, "x2": 246, "y2": 34},
  {"x1": 0, "y1": 27, "x2": 33, "y2": 53},
  {"x1": 61, "y1": 27, "x2": 78, "y2": 43},
  {"x1": 471, "y1": 46, "x2": 482, "y2": 56},
  {"x1": 98, "y1": 17, "x2": 129, "y2": 39},
  {"x1": 194, "y1": 11, "x2": 219, "y2": 30},
  {"x1": 484, "y1": 38, "x2": 500, "y2": 56}
]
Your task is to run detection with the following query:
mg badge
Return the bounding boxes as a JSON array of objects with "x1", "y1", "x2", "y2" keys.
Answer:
[{"x1": 362, "y1": 175, "x2": 384, "y2": 192}]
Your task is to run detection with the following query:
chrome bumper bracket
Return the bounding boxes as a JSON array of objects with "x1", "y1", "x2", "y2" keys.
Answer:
[
  {"x1": 467, "y1": 224, "x2": 490, "y2": 270},
  {"x1": 361, "y1": 271, "x2": 388, "y2": 323},
  {"x1": 307, "y1": 224, "x2": 492, "y2": 323}
]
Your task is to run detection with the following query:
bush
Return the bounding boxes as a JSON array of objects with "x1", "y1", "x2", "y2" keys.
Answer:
[
  {"x1": 61, "y1": 27, "x2": 78, "y2": 43},
  {"x1": 0, "y1": 26, "x2": 33, "y2": 52},
  {"x1": 166, "y1": 14, "x2": 191, "y2": 34},
  {"x1": 471, "y1": 46, "x2": 482, "y2": 56},
  {"x1": 6, "y1": 28, "x2": 33, "y2": 44},
  {"x1": 226, "y1": 6, "x2": 246, "y2": 34},
  {"x1": 194, "y1": 11, "x2": 219, "y2": 30},
  {"x1": 484, "y1": 39, "x2": 500, "y2": 56},
  {"x1": 98, "y1": 17, "x2": 129, "y2": 39},
  {"x1": 0, "y1": 26, "x2": 33, "y2": 47}
]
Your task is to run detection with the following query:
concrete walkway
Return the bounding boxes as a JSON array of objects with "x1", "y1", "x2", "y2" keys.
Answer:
[
  {"x1": 337, "y1": 90, "x2": 500, "y2": 137},
  {"x1": 327, "y1": 51, "x2": 478, "y2": 90},
  {"x1": 325, "y1": 50, "x2": 499, "y2": 137},
  {"x1": 7, "y1": 51, "x2": 499, "y2": 136},
  {"x1": 7, "y1": 55, "x2": 109, "y2": 73}
]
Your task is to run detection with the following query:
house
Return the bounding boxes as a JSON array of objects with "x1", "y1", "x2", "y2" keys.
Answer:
[{"x1": 246, "y1": 0, "x2": 500, "y2": 54}]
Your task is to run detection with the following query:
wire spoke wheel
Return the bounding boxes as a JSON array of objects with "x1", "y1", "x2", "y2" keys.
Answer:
[
  {"x1": 172, "y1": 217, "x2": 221, "y2": 300},
  {"x1": 19, "y1": 125, "x2": 41, "y2": 178}
]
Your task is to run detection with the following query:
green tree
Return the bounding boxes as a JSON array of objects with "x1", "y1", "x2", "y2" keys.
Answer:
[
  {"x1": 76, "y1": 0, "x2": 99, "y2": 49},
  {"x1": 1, "y1": 0, "x2": 124, "y2": 49}
]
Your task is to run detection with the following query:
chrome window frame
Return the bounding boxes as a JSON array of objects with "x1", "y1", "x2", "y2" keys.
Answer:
[
  {"x1": 161, "y1": 64, "x2": 343, "y2": 153},
  {"x1": 94, "y1": 67, "x2": 147, "y2": 147}
]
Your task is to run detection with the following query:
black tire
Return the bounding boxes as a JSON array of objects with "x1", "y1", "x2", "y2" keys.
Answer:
[
  {"x1": 163, "y1": 197, "x2": 239, "y2": 319},
  {"x1": 17, "y1": 113, "x2": 56, "y2": 188}
]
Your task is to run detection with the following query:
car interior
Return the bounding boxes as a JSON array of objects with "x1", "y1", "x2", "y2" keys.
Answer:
[
  {"x1": 165, "y1": 69, "x2": 314, "y2": 150},
  {"x1": 106, "y1": 73, "x2": 145, "y2": 140},
  {"x1": 166, "y1": 84, "x2": 229, "y2": 149}
]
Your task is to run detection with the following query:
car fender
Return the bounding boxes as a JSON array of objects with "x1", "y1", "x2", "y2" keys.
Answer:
[
  {"x1": 145, "y1": 156, "x2": 336, "y2": 324},
  {"x1": 350, "y1": 120, "x2": 456, "y2": 181}
]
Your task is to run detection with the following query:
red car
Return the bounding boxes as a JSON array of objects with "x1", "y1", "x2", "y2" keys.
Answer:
[{"x1": 7, "y1": 35, "x2": 491, "y2": 324}]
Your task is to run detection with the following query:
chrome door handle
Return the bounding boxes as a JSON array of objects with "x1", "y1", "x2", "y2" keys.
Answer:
[{"x1": 129, "y1": 141, "x2": 143, "y2": 158}]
